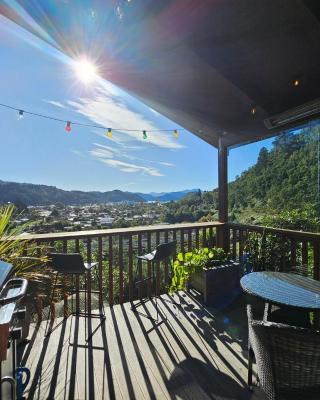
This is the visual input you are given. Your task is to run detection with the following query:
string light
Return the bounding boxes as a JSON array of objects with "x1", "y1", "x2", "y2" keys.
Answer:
[
  {"x1": 107, "y1": 128, "x2": 112, "y2": 138},
  {"x1": 65, "y1": 121, "x2": 72, "y2": 132},
  {"x1": 173, "y1": 129, "x2": 179, "y2": 138},
  {"x1": 0, "y1": 103, "x2": 184, "y2": 137}
]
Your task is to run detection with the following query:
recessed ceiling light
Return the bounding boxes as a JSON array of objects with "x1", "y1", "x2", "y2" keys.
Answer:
[
  {"x1": 292, "y1": 78, "x2": 300, "y2": 87},
  {"x1": 250, "y1": 106, "x2": 257, "y2": 116}
]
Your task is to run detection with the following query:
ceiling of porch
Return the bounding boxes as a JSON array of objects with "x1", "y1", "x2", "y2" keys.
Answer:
[{"x1": 1, "y1": 0, "x2": 320, "y2": 148}]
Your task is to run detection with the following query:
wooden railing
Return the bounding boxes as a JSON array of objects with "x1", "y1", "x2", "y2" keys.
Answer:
[
  {"x1": 227, "y1": 222, "x2": 320, "y2": 281},
  {"x1": 22, "y1": 220, "x2": 320, "y2": 321},
  {"x1": 23, "y1": 222, "x2": 222, "y2": 313}
]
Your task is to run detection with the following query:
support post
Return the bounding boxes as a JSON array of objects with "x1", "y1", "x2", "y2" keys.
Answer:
[{"x1": 217, "y1": 138, "x2": 229, "y2": 252}]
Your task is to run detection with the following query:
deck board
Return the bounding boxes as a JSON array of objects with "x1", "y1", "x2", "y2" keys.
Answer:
[{"x1": 21, "y1": 292, "x2": 266, "y2": 400}]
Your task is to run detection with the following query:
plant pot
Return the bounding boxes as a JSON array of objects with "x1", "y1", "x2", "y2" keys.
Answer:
[{"x1": 189, "y1": 261, "x2": 240, "y2": 307}]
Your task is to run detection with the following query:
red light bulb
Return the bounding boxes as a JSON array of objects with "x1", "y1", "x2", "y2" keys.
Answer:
[{"x1": 65, "y1": 121, "x2": 72, "y2": 132}]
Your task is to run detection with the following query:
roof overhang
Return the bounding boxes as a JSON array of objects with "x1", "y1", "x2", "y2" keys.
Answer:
[{"x1": 1, "y1": 0, "x2": 320, "y2": 148}]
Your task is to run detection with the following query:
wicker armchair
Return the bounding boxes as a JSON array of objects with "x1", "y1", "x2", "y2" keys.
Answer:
[{"x1": 247, "y1": 304, "x2": 320, "y2": 400}]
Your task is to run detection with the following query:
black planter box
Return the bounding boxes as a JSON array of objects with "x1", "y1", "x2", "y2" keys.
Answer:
[{"x1": 190, "y1": 261, "x2": 240, "y2": 307}]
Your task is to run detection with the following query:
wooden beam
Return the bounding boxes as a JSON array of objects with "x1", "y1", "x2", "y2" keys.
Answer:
[{"x1": 217, "y1": 139, "x2": 229, "y2": 251}]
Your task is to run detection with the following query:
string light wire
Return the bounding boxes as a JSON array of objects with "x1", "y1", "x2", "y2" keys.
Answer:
[{"x1": 0, "y1": 102, "x2": 184, "y2": 134}]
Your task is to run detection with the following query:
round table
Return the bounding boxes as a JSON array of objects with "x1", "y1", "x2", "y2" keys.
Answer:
[{"x1": 240, "y1": 271, "x2": 320, "y2": 311}]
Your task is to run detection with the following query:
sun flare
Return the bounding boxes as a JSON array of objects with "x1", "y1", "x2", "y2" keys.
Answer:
[{"x1": 73, "y1": 58, "x2": 98, "y2": 84}]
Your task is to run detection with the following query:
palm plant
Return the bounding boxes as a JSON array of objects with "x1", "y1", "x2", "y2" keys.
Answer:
[
  {"x1": 0, "y1": 204, "x2": 52, "y2": 308},
  {"x1": 0, "y1": 204, "x2": 47, "y2": 271}
]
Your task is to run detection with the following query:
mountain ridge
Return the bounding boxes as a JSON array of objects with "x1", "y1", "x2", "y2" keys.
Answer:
[{"x1": 0, "y1": 180, "x2": 197, "y2": 206}]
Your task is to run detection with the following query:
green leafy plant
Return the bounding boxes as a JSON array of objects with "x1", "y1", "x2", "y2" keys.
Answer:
[
  {"x1": 0, "y1": 204, "x2": 51, "y2": 301},
  {"x1": 169, "y1": 247, "x2": 228, "y2": 293},
  {"x1": 245, "y1": 208, "x2": 316, "y2": 276}
]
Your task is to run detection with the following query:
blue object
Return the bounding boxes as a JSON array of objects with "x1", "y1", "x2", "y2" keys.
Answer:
[
  {"x1": 240, "y1": 271, "x2": 320, "y2": 310},
  {"x1": 15, "y1": 367, "x2": 30, "y2": 400},
  {"x1": 242, "y1": 252, "x2": 253, "y2": 274}
]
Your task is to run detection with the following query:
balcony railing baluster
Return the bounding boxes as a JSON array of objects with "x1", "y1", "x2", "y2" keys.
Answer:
[
  {"x1": 202, "y1": 227, "x2": 206, "y2": 247},
  {"x1": 164, "y1": 230, "x2": 169, "y2": 287},
  {"x1": 62, "y1": 240, "x2": 68, "y2": 317},
  {"x1": 187, "y1": 229, "x2": 192, "y2": 252},
  {"x1": 156, "y1": 231, "x2": 160, "y2": 296},
  {"x1": 119, "y1": 235, "x2": 124, "y2": 304},
  {"x1": 75, "y1": 239, "x2": 80, "y2": 313},
  {"x1": 180, "y1": 229, "x2": 185, "y2": 253},
  {"x1": 239, "y1": 229, "x2": 244, "y2": 263},
  {"x1": 138, "y1": 233, "x2": 142, "y2": 299},
  {"x1": 232, "y1": 229, "x2": 237, "y2": 260},
  {"x1": 86, "y1": 238, "x2": 92, "y2": 316},
  {"x1": 146, "y1": 232, "x2": 152, "y2": 297},
  {"x1": 98, "y1": 237, "x2": 103, "y2": 310},
  {"x1": 128, "y1": 235, "x2": 133, "y2": 302},
  {"x1": 195, "y1": 228, "x2": 200, "y2": 249},
  {"x1": 108, "y1": 235, "x2": 113, "y2": 306},
  {"x1": 209, "y1": 227, "x2": 213, "y2": 247}
]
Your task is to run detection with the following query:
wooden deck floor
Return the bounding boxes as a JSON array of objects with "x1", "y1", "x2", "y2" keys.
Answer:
[{"x1": 20, "y1": 292, "x2": 266, "y2": 400}]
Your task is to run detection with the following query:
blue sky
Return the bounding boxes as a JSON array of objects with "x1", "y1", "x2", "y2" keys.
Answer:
[{"x1": 0, "y1": 15, "x2": 274, "y2": 193}]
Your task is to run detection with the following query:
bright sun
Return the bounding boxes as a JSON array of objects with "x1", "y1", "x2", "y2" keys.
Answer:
[{"x1": 73, "y1": 58, "x2": 98, "y2": 84}]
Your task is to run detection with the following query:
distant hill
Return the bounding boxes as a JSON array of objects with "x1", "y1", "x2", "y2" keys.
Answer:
[
  {"x1": 0, "y1": 181, "x2": 144, "y2": 206},
  {"x1": 0, "y1": 180, "x2": 197, "y2": 206},
  {"x1": 136, "y1": 189, "x2": 198, "y2": 202}
]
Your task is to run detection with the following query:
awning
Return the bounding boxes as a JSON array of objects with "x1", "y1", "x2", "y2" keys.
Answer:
[{"x1": 1, "y1": 0, "x2": 320, "y2": 148}]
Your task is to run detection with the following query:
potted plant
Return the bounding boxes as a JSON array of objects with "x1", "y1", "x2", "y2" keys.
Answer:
[
  {"x1": 170, "y1": 247, "x2": 240, "y2": 306},
  {"x1": 0, "y1": 204, "x2": 50, "y2": 340}
]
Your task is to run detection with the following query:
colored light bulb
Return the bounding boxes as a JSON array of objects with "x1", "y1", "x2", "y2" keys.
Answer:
[
  {"x1": 107, "y1": 128, "x2": 112, "y2": 138},
  {"x1": 173, "y1": 129, "x2": 179, "y2": 138},
  {"x1": 18, "y1": 110, "x2": 24, "y2": 120},
  {"x1": 143, "y1": 130, "x2": 147, "y2": 139},
  {"x1": 65, "y1": 121, "x2": 72, "y2": 132}
]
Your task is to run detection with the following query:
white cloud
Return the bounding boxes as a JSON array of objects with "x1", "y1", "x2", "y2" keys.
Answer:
[
  {"x1": 90, "y1": 147, "x2": 114, "y2": 159},
  {"x1": 67, "y1": 86, "x2": 184, "y2": 149},
  {"x1": 100, "y1": 159, "x2": 164, "y2": 176},
  {"x1": 43, "y1": 99, "x2": 66, "y2": 109},
  {"x1": 159, "y1": 161, "x2": 175, "y2": 167},
  {"x1": 90, "y1": 142, "x2": 164, "y2": 176},
  {"x1": 91, "y1": 142, "x2": 175, "y2": 169}
]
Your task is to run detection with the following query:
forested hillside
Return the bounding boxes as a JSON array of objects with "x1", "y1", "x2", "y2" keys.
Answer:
[
  {"x1": 162, "y1": 125, "x2": 320, "y2": 226},
  {"x1": 229, "y1": 125, "x2": 320, "y2": 222}
]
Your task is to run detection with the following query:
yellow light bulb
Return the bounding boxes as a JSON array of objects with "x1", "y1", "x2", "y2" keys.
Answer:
[{"x1": 107, "y1": 128, "x2": 112, "y2": 138}]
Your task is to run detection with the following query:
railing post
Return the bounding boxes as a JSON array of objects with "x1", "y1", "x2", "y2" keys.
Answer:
[{"x1": 217, "y1": 138, "x2": 229, "y2": 252}]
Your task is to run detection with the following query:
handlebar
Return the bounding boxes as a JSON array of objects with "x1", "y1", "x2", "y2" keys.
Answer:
[{"x1": 0, "y1": 278, "x2": 28, "y2": 306}]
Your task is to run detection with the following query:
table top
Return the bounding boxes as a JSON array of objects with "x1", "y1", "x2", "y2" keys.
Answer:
[{"x1": 240, "y1": 272, "x2": 320, "y2": 310}]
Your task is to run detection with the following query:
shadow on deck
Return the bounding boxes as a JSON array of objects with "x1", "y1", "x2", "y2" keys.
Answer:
[{"x1": 19, "y1": 292, "x2": 266, "y2": 399}]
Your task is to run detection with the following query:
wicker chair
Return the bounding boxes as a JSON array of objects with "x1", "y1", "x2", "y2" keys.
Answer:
[{"x1": 247, "y1": 304, "x2": 320, "y2": 400}]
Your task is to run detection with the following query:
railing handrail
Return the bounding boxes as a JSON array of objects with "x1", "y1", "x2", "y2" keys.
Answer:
[
  {"x1": 20, "y1": 221, "x2": 223, "y2": 242},
  {"x1": 228, "y1": 222, "x2": 320, "y2": 241}
]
